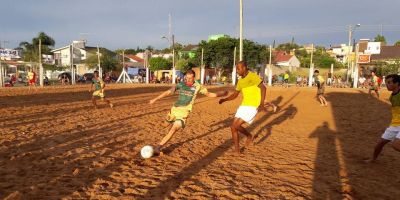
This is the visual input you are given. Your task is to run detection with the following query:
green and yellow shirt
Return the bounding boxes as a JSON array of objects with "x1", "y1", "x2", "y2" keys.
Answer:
[
  {"x1": 390, "y1": 91, "x2": 400, "y2": 126},
  {"x1": 171, "y1": 81, "x2": 208, "y2": 111}
]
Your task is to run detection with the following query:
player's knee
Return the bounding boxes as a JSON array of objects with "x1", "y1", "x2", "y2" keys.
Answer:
[{"x1": 392, "y1": 140, "x2": 400, "y2": 151}]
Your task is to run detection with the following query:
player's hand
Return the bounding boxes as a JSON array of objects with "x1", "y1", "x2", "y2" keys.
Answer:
[
  {"x1": 258, "y1": 104, "x2": 266, "y2": 112},
  {"x1": 149, "y1": 99, "x2": 156, "y2": 105},
  {"x1": 220, "y1": 91, "x2": 229, "y2": 97},
  {"x1": 219, "y1": 98, "x2": 226, "y2": 104}
]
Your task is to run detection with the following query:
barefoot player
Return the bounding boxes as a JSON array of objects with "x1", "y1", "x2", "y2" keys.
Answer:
[
  {"x1": 219, "y1": 61, "x2": 266, "y2": 154},
  {"x1": 365, "y1": 74, "x2": 400, "y2": 162},
  {"x1": 314, "y1": 70, "x2": 328, "y2": 106},
  {"x1": 369, "y1": 71, "x2": 380, "y2": 98},
  {"x1": 149, "y1": 69, "x2": 228, "y2": 154},
  {"x1": 89, "y1": 70, "x2": 113, "y2": 109}
]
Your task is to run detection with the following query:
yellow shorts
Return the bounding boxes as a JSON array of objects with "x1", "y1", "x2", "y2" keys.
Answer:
[
  {"x1": 166, "y1": 106, "x2": 190, "y2": 127},
  {"x1": 93, "y1": 90, "x2": 105, "y2": 98}
]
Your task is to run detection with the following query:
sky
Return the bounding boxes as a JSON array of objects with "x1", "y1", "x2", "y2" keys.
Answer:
[{"x1": 1, "y1": 0, "x2": 400, "y2": 50}]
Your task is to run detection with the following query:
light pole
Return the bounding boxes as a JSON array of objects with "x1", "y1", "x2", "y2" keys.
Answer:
[
  {"x1": 239, "y1": 0, "x2": 243, "y2": 61},
  {"x1": 346, "y1": 24, "x2": 361, "y2": 84},
  {"x1": 162, "y1": 35, "x2": 176, "y2": 84}
]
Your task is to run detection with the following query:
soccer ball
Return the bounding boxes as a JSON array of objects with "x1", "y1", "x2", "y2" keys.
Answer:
[{"x1": 140, "y1": 145, "x2": 154, "y2": 159}]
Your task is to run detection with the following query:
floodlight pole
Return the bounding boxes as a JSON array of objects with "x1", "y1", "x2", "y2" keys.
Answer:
[{"x1": 239, "y1": 0, "x2": 243, "y2": 61}]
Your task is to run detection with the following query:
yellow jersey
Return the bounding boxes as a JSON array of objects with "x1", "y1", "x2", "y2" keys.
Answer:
[{"x1": 236, "y1": 72, "x2": 262, "y2": 107}]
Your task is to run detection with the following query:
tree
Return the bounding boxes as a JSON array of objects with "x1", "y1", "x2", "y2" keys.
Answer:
[
  {"x1": 85, "y1": 49, "x2": 119, "y2": 72},
  {"x1": 149, "y1": 57, "x2": 171, "y2": 71},
  {"x1": 19, "y1": 32, "x2": 55, "y2": 62},
  {"x1": 375, "y1": 60, "x2": 400, "y2": 76},
  {"x1": 276, "y1": 42, "x2": 300, "y2": 52},
  {"x1": 395, "y1": 41, "x2": 400, "y2": 46},
  {"x1": 374, "y1": 34, "x2": 387, "y2": 45}
]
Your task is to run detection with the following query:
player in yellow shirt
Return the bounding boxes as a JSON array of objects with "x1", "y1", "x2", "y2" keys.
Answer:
[
  {"x1": 219, "y1": 61, "x2": 266, "y2": 154},
  {"x1": 149, "y1": 69, "x2": 228, "y2": 154},
  {"x1": 314, "y1": 70, "x2": 328, "y2": 106},
  {"x1": 365, "y1": 74, "x2": 400, "y2": 162},
  {"x1": 89, "y1": 70, "x2": 113, "y2": 109}
]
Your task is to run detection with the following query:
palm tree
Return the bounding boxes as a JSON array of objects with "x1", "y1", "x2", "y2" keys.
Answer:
[{"x1": 19, "y1": 32, "x2": 55, "y2": 62}]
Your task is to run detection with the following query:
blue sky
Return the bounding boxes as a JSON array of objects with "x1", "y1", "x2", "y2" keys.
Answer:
[{"x1": 1, "y1": 0, "x2": 400, "y2": 50}]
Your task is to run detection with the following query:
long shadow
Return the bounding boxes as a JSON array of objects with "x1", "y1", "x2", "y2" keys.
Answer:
[
  {"x1": 309, "y1": 121, "x2": 343, "y2": 199},
  {"x1": 140, "y1": 91, "x2": 301, "y2": 199},
  {"x1": 0, "y1": 117, "x2": 141, "y2": 199},
  {"x1": 310, "y1": 91, "x2": 399, "y2": 199},
  {"x1": 255, "y1": 104, "x2": 298, "y2": 144}
]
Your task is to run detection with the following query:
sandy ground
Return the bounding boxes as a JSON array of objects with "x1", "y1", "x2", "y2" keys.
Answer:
[{"x1": 0, "y1": 84, "x2": 399, "y2": 199}]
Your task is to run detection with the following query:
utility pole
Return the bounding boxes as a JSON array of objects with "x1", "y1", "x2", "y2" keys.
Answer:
[
  {"x1": 232, "y1": 46, "x2": 237, "y2": 85},
  {"x1": 239, "y1": 0, "x2": 244, "y2": 61},
  {"x1": 308, "y1": 44, "x2": 314, "y2": 87},
  {"x1": 346, "y1": 25, "x2": 352, "y2": 84},
  {"x1": 200, "y1": 48, "x2": 205, "y2": 84},
  {"x1": 172, "y1": 34, "x2": 176, "y2": 84},
  {"x1": 268, "y1": 45, "x2": 272, "y2": 86},
  {"x1": 145, "y1": 50, "x2": 149, "y2": 84},
  {"x1": 353, "y1": 43, "x2": 359, "y2": 88},
  {"x1": 97, "y1": 45, "x2": 102, "y2": 79},
  {"x1": 39, "y1": 39, "x2": 44, "y2": 87}
]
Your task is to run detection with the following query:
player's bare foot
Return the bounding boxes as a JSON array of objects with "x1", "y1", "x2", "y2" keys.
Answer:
[
  {"x1": 109, "y1": 103, "x2": 114, "y2": 108},
  {"x1": 273, "y1": 105, "x2": 277, "y2": 113}
]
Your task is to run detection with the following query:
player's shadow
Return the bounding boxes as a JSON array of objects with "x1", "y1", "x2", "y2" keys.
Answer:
[
  {"x1": 0, "y1": 116, "x2": 141, "y2": 199},
  {"x1": 255, "y1": 104, "x2": 298, "y2": 144},
  {"x1": 309, "y1": 121, "x2": 343, "y2": 199},
  {"x1": 140, "y1": 91, "x2": 300, "y2": 199},
  {"x1": 310, "y1": 91, "x2": 399, "y2": 199}
]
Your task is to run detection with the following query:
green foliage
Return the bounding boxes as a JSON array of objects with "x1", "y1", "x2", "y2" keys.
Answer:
[
  {"x1": 374, "y1": 34, "x2": 387, "y2": 45},
  {"x1": 149, "y1": 57, "x2": 171, "y2": 71},
  {"x1": 375, "y1": 60, "x2": 400, "y2": 76},
  {"x1": 175, "y1": 59, "x2": 194, "y2": 72},
  {"x1": 85, "y1": 50, "x2": 119, "y2": 72},
  {"x1": 395, "y1": 41, "x2": 400, "y2": 46},
  {"x1": 295, "y1": 47, "x2": 344, "y2": 68},
  {"x1": 276, "y1": 43, "x2": 300, "y2": 52},
  {"x1": 19, "y1": 32, "x2": 55, "y2": 62}
]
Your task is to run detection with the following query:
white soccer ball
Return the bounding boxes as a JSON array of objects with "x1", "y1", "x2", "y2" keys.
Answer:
[{"x1": 140, "y1": 145, "x2": 154, "y2": 159}]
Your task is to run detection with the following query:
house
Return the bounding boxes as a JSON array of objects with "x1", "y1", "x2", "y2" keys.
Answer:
[
  {"x1": 51, "y1": 40, "x2": 115, "y2": 75},
  {"x1": 357, "y1": 42, "x2": 400, "y2": 75},
  {"x1": 179, "y1": 44, "x2": 199, "y2": 59},
  {"x1": 124, "y1": 54, "x2": 144, "y2": 68},
  {"x1": 327, "y1": 44, "x2": 352, "y2": 63},
  {"x1": 273, "y1": 51, "x2": 300, "y2": 71}
]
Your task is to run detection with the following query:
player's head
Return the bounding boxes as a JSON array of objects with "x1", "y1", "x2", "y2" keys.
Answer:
[
  {"x1": 185, "y1": 69, "x2": 196, "y2": 86},
  {"x1": 371, "y1": 71, "x2": 376, "y2": 76},
  {"x1": 236, "y1": 61, "x2": 248, "y2": 77},
  {"x1": 385, "y1": 74, "x2": 400, "y2": 91},
  {"x1": 314, "y1": 70, "x2": 319, "y2": 75},
  {"x1": 94, "y1": 70, "x2": 99, "y2": 78}
]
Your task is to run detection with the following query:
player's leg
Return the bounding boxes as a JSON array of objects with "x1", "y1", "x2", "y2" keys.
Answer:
[
  {"x1": 102, "y1": 97, "x2": 113, "y2": 108},
  {"x1": 230, "y1": 117, "x2": 252, "y2": 153},
  {"x1": 365, "y1": 128, "x2": 396, "y2": 162},
  {"x1": 156, "y1": 121, "x2": 183, "y2": 153},
  {"x1": 92, "y1": 95, "x2": 97, "y2": 108},
  {"x1": 393, "y1": 138, "x2": 400, "y2": 152}
]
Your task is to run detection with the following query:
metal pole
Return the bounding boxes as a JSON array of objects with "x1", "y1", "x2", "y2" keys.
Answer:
[
  {"x1": 97, "y1": 45, "x2": 101, "y2": 79},
  {"x1": 268, "y1": 45, "x2": 272, "y2": 86},
  {"x1": 346, "y1": 25, "x2": 352, "y2": 84},
  {"x1": 308, "y1": 44, "x2": 314, "y2": 87},
  {"x1": 172, "y1": 35, "x2": 176, "y2": 84},
  {"x1": 39, "y1": 39, "x2": 43, "y2": 87},
  {"x1": 145, "y1": 50, "x2": 149, "y2": 84},
  {"x1": 239, "y1": 0, "x2": 243, "y2": 61},
  {"x1": 232, "y1": 46, "x2": 237, "y2": 85},
  {"x1": 200, "y1": 48, "x2": 205, "y2": 84},
  {"x1": 122, "y1": 49, "x2": 125, "y2": 83},
  {"x1": 353, "y1": 43, "x2": 359, "y2": 88},
  {"x1": 0, "y1": 60, "x2": 3, "y2": 87}
]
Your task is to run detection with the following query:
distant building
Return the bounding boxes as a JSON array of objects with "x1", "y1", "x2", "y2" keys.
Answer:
[
  {"x1": 51, "y1": 40, "x2": 115, "y2": 75},
  {"x1": 179, "y1": 44, "x2": 199, "y2": 59},
  {"x1": 273, "y1": 51, "x2": 300, "y2": 71}
]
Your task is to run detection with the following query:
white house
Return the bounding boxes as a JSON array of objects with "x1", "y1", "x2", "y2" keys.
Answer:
[
  {"x1": 51, "y1": 40, "x2": 112, "y2": 75},
  {"x1": 273, "y1": 51, "x2": 300, "y2": 71}
]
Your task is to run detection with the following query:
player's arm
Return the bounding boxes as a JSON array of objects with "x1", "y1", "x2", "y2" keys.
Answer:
[
  {"x1": 219, "y1": 90, "x2": 240, "y2": 104},
  {"x1": 149, "y1": 87, "x2": 174, "y2": 104},
  {"x1": 258, "y1": 82, "x2": 266, "y2": 109},
  {"x1": 204, "y1": 90, "x2": 228, "y2": 98}
]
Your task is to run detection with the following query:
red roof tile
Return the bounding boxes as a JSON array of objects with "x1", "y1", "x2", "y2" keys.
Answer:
[{"x1": 125, "y1": 54, "x2": 144, "y2": 63}]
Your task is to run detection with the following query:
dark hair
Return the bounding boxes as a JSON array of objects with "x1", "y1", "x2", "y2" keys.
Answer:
[
  {"x1": 314, "y1": 70, "x2": 319, "y2": 73},
  {"x1": 185, "y1": 69, "x2": 195, "y2": 77},
  {"x1": 237, "y1": 60, "x2": 247, "y2": 67},
  {"x1": 94, "y1": 70, "x2": 99, "y2": 74},
  {"x1": 386, "y1": 74, "x2": 400, "y2": 84}
]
